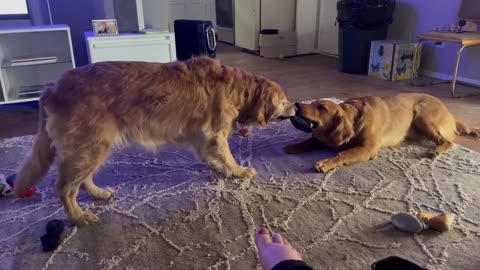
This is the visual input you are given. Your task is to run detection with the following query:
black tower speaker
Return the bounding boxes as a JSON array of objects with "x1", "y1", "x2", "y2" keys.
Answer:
[{"x1": 174, "y1": 20, "x2": 216, "y2": 61}]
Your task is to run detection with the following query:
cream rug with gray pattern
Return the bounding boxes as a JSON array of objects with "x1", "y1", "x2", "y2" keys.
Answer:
[{"x1": 1, "y1": 120, "x2": 480, "y2": 270}]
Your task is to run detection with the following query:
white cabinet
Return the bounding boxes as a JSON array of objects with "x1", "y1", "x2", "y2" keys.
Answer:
[
  {"x1": 0, "y1": 25, "x2": 75, "y2": 104},
  {"x1": 85, "y1": 32, "x2": 176, "y2": 64},
  {"x1": 234, "y1": 0, "x2": 296, "y2": 51},
  {"x1": 168, "y1": 0, "x2": 216, "y2": 31}
]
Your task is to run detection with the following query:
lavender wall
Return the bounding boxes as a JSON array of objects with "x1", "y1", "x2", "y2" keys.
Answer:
[{"x1": 388, "y1": 0, "x2": 480, "y2": 83}]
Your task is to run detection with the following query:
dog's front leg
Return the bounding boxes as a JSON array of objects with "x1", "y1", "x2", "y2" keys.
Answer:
[
  {"x1": 314, "y1": 145, "x2": 378, "y2": 173},
  {"x1": 197, "y1": 134, "x2": 257, "y2": 179},
  {"x1": 284, "y1": 137, "x2": 323, "y2": 154}
]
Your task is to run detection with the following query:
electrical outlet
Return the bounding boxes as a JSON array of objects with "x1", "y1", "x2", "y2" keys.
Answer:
[{"x1": 435, "y1": 41, "x2": 444, "y2": 48}]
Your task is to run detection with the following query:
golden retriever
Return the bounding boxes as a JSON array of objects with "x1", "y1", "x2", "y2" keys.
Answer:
[
  {"x1": 14, "y1": 57, "x2": 296, "y2": 225},
  {"x1": 284, "y1": 93, "x2": 479, "y2": 173}
]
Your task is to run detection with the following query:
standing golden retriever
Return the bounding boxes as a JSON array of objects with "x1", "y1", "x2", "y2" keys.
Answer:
[
  {"x1": 14, "y1": 57, "x2": 296, "y2": 225},
  {"x1": 285, "y1": 93, "x2": 479, "y2": 172}
]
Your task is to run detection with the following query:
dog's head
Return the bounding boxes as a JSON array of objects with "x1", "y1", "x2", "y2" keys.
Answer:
[
  {"x1": 241, "y1": 80, "x2": 296, "y2": 127},
  {"x1": 293, "y1": 100, "x2": 354, "y2": 146}
]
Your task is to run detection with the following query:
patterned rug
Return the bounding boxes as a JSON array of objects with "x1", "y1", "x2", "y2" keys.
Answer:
[{"x1": 1, "y1": 120, "x2": 480, "y2": 270}]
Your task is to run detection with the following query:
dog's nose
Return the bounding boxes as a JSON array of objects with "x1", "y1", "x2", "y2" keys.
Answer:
[{"x1": 294, "y1": 102, "x2": 302, "y2": 111}]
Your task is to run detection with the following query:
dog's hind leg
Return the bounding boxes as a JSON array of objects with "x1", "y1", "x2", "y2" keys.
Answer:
[
  {"x1": 417, "y1": 121, "x2": 454, "y2": 156},
  {"x1": 57, "y1": 158, "x2": 100, "y2": 226},
  {"x1": 455, "y1": 117, "x2": 480, "y2": 139},
  {"x1": 57, "y1": 139, "x2": 112, "y2": 226},
  {"x1": 57, "y1": 140, "x2": 113, "y2": 226}
]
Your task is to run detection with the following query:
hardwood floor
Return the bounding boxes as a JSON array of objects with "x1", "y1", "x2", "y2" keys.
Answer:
[{"x1": 1, "y1": 43, "x2": 479, "y2": 151}]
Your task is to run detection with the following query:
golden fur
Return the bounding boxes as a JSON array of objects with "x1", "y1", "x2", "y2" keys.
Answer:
[
  {"x1": 284, "y1": 93, "x2": 480, "y2": 172},
  {"x1": 14, "y1": 57, "x2": 296, "y2": 225}
]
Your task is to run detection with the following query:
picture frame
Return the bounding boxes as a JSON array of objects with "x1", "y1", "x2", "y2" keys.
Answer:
[{"x1": 92, "y1": 19, "x2": 119, "y2": 36}]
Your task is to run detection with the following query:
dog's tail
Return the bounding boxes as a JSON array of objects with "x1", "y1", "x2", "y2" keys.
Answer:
[
  {"x1": 14, "y1": 101, "x2": 55, "y2": 196},
  {"x1": 455, "y1": 117, "x2": 480, "y2": 139}
]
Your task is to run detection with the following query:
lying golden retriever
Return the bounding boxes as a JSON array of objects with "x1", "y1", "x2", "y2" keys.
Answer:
[
  {"x1": 285, "y1": 93, "x2": 479, "y2": 173},
  {"x1": 14, "y1": 57, "x2": 296, "y2": 225}
]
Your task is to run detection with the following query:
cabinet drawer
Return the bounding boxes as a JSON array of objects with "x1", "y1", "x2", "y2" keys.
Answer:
[{"x1": 87, "y1": 37, "x2": 176, "y2": 64}]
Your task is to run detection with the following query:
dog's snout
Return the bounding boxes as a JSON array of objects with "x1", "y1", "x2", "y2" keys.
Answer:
[{"x1": 294, "y1": 102, "x2": 302, "y2": 111}]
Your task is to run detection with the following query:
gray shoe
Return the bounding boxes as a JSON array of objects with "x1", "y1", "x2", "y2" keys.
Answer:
[{"x1": 391, "y1": 212, "x2": 428, "y2": 233}]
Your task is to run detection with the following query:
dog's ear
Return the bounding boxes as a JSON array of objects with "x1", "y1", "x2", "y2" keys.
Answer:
[
  {"x1": 239, "y1": 81, "x2": 277, "y2": 127},
  {"x1": 251, "y1": 91, "x2": 276, "y2": 127},
  {"x1": 329, "y1": 111, "x2": 354, "y2": 146}
]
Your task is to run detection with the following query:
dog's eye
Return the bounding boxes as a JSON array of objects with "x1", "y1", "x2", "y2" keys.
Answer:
[{"x1": 317, "y1": 104, "x2": 328, "y2": 111}]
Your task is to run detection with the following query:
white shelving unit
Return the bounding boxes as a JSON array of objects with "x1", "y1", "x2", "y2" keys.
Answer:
[
  {"x1": 0, "y1": 25, "x2": 75, "y2": 105},
  {"x1": 85, "y1": 31, "x2": 176, "y2": 64}
]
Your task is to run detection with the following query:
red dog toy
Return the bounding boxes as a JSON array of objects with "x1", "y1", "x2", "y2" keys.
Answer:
[
  {"x1": 239, "y1": 128, "x2": 249, "y2": 137},
  {"x1": 6, "y1": 174, "x2": 36, "y2": 198}
]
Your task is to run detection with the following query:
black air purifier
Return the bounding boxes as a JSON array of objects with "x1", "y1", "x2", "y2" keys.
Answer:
[{"x1": 174, "y1": 20, "x2": 216, "y2": 61}]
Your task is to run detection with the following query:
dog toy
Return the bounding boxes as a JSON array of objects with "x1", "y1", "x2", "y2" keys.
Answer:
[
  {"x1": 289, "y1": 103, "x2": 318, "y2": 133},
  {"x1": 415, "y1": 212, "x2": 455, "y2": 232},
  {"x1": 40, "y1": 219, "x2": 65, "y2": 252},
  {"x1": 234, "y1": 127, "x2": 251, "y2": 137},
  {"x1": 238, "y1": 128, "x2": 250, "y2": 137},
  {"x1": 6, "y1": 174, "x2": 37, "y2": 198},
  {"x1": 0, "y1": 174, "x2": 13, "y2": 197},
  {"x1": 391, "y1": 212, "x2": 427, "y2": 233},
  {"x1": 290, "y1": 115, "x2": 318, "y2": 133},
  {"x1": 391, "y1": 212, "x2": 455, "y2": 233}
]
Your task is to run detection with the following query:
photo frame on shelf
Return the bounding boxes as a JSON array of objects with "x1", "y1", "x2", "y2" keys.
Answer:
[{"x1": 92, "y1": 19, "x2": 119, "y2": 36}]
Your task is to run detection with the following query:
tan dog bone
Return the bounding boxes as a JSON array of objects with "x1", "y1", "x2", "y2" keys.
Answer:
[{"x1": 415, "y1": 212, "x2": 455, "y2": 232}]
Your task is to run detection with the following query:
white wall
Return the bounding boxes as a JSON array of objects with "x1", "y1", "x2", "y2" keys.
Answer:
[
  {"x1": 103, "y1": 0, "x2": 169, "y2": 30},
  {"x1": 142, "y1": 0, "x2": 169, "y2": 30}
]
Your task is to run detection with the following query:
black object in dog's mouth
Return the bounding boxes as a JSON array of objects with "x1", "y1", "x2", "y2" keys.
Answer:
[
  {"x1": 290, "y1": 114, "x2": 319, "y2": 133},
  {"x1": 277, "y1": 116, "x2": 291, "y2": 120}
]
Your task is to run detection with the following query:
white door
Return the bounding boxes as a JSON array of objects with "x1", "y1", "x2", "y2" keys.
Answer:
[
  {"x1": 296, "y1": 0, "x2": 319, "y2": 55},
  {"x1": 234, "y1": 0, "x2": 260, "y2": 51},
  {"x1": 317, "y1": 0, "x2": 338, "y2": 55}
]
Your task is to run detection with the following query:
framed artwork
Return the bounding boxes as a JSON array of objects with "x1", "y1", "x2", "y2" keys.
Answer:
[{"x1": 92, "y1": 19, "x2": 119, "y2": 36}]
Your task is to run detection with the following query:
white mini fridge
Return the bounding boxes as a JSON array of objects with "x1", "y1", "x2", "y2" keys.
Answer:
[{"x1": 234, "y1": 0, "x2": 296, "y2": 52}]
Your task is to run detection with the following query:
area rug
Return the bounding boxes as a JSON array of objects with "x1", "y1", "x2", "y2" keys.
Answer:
[{"x1": 1, "y1": 120, "x2": 480, "y2": 270}]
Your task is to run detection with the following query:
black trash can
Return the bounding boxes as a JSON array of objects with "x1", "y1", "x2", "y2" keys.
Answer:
[{"x1": 337, "y1": 0, "x2": 396, "y2": 74}]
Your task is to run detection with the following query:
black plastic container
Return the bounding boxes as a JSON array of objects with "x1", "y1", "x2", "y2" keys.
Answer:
[
  {"x1": 371, "y1": 256, "x2": 425, "y2": 270},
  {"x1": 337, "y1": 0, "x2": 396, "y2": 74}
]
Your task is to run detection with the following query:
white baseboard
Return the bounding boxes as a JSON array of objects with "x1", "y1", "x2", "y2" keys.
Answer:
[{"x1": 420, "y1": 69, "x2": 480, "y2": 86}]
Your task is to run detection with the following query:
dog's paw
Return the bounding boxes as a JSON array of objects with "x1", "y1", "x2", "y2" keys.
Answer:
[
  {"x1": 313, "y1": 161, "x2": 333, "y2": 173},
  {"x1": 232, "y1": 167, "x2": 257, "y2": 179},
  {"x1": 97, "y1": 187, "x2": 115, "y2": 200},
  {"x1": 426, "y1": 151, "x2": 438, "y2": 159},
  {"x1": 472, "y1": 129, "x2": 480, "y2": 139},
  {"x1": 71, "y1": 211, "x2": 99, "y2": 226}
]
